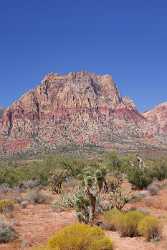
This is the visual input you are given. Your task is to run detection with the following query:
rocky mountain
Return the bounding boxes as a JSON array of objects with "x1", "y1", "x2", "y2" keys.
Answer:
[
  {"x1": 0, "y1": 72, "x2": 166, "y2": 156},
  {"x1": 144, "y1": 103, "x2": 167, "y2": 139},
  {"x1": 0, "y1": 106, "x2": 4, "y2": 118}
]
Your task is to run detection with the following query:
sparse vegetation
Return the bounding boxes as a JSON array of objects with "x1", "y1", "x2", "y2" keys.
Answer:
[
  {"x1": 104, "y1": 208, "x2": 162, "y2": 241},
  {"x1": 150, "y1": 160, "x2": 167, "y2": 181},
  {"x1": 49, "y1": 169, "x2": 68, "y2": 194},
  {"x1": 0, "y1": 152, "x2": 167, "y2": 249}
]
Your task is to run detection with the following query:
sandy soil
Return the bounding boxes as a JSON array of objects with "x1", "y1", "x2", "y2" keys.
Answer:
[{"x1": 0, "y1": 204, "x2": 76, "y2": 250}]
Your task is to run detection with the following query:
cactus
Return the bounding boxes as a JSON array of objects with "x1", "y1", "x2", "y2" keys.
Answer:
[
  {"x1": 74, "y1": 192, "x2": 90, "y2": 224},
  {"x1": 95, "y1": 168, "x2": 108, "y2": 193},
  {"x1": 74, "y1": 175, "x2": 98, "y2": 224},
  {"x1": 108, "y1": 174, "x2": 123, "y2": 193},
  {"x1": 109, "y1": 187, "x2": 131, "y2": 210}
]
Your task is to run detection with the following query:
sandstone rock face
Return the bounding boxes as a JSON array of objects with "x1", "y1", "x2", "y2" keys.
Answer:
[
  {"x1": 143, "y1": 103, "x2": 167, "y2": 144},
  {"x1": 0, "y1": 106, "x2": 4, "y2": 118},
  {"x1": 0, "y1": 72, "x2": 166, "y2": 156}
]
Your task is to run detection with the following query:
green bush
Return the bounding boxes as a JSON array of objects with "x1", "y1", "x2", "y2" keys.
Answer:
[
  {"x1": 138, "y1": 216, "x2": 161, "y2": 241},
  {"x1": 0, "y1": 155, "x2": 89, "y2": 187},
  {"x1": 150, "y1": 160, "x2": 167, "y2": 181},
  {"x1": 127, "y1": 167, "x2": 152, "y2": 189},
  {"x1": 104, "y1": 208, "x2": 123, "y2": 231},
  {"x1": 34, "y1": 223, "x2": 113, "y2": 250},
  {"x1": 104, "y1": 209, "x2": 162, "y2": 240},
  {"x1": 104, "y1": 209, "x2": 145, "y2": 237},
  {"x1": 103, "y1": 152, "x2": 123, "y2": 174},
  {"x1": 118, "y1": 210, "x2": 145, "y2": 237}
]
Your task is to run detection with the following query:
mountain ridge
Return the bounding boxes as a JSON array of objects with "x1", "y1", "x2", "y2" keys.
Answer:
[{"x1": 0, "y1": 71, "x2": 166, "y2": 156}]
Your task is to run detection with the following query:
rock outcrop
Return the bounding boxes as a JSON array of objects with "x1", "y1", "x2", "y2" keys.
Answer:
[
  {"x1": 0, "y1": 106, "x2": 4, "y2": 118},
  {"x1": 143, "y1": 103, "x2": 167, "y2": 144},
  {"x1": 0, "y1": 72, "x2": 166, "y2": 156}
]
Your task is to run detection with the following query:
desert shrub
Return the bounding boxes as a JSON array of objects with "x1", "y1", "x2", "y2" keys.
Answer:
[
  {"x1": 20, "y1": 179, "x2": 40, "y2": 189},
  {"x1": 0, "y1": 219, "x2": 17, "y2": 243},
  {"x1": 52, "y1": 193, "x2": 75, "y2": 211},
  {"x1": 104, "y1": 209, "x2": 162, "y2": 239},
  {"x1": 61, "y1": 157, "x2": 87, "y2": 177},
  {"x1": 107, "y1": 175, "x2": 123, "y2": 193},
  {"x1": 0, "y1": 165, "x2": 44, "y2": 187},
  {"x1": 147, "y1": 182, "x2": 160, "y2": 196},
  {"x1": 0, "y1": 200, "x2": 15, "y2": 214},
  {"x1": 104, "y1": 208, "x2": 124, "y2": 231},
  {"x1": 103, "y1": 152, "x2": 123, "y2": 175},
  {"x1": 119, "y1": 154, "x2": 137, "y2": 173},
  {"x1": 20, "y1": 200, "x2": 29, "y2": 209},
  {"x1": 47, "y1": 223, "x2": 113, "y2": 250},
  {"x1": 0, "y1": 155, "x2": 86, "y2": 187},
  {"x1": 109, "y1": 188, "x2": 131, "y2": 210},
  {"x1": 117, "y1": 210, "x2": 145, "y2": 237},
  {"x1": 25, "y1": 190, "x2": 50, "y2": 204},
  {"x1": 49, "y1": 169, "x2": 68, "y2": 194},
  {"x1": 138, "y1": 216, "x2": 161, "y2": 241},
  {"x1": 150, "y1": 161, "x2": 167, "y2": 181},
  {"x1": 0, "y1": 183, "x2": 11, "y2": 193},
  {"x1": 127, "y1": 167, "x2": 152, "y2": 189}
]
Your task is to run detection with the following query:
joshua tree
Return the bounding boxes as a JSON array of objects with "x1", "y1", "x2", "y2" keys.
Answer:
[
  {"x1": 136, "y1": 155, "x2": 145, "y2": 169},
  {"x1": 84, "y1": 176, "x2": 97, "y2": 223},
  {"x1": 75, "y1": 170, "x2": 110, "y2": 224},
  {"x1": 95, "y1": 168, "x2": 108, "y2": 193}
]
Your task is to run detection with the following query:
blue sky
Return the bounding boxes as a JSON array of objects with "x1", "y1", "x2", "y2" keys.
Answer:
[{"x1": 0, "y1": 0, "x2": 167, "y2": 111}]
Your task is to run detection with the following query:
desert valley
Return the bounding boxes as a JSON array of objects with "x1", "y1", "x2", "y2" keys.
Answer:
[
  {"x1": 0, "y1": 72, "x2": 167, "y2": 250},
  {"x1": 1, "y1": 1, "x2": 167, "y2": 249}
]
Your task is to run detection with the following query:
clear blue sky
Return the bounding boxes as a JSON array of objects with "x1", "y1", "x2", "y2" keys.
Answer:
[{"x1": 0, "y1": 0, "x2": 167, "y2": 111}]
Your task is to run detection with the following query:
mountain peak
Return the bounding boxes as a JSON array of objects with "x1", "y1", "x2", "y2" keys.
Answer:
[{"x1": 0, "y1": 72, "x2": 167, "y2": 156}]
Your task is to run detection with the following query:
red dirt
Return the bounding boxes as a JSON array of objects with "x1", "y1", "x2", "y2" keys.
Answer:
[{"x1": 0, "y1": 204, "x2": 76, "y2": 250}]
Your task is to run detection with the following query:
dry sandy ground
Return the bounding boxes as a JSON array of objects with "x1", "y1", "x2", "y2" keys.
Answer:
[
  {"x1": 1, "y1": 189, "x2": 167, "y2": 250},
  {"x1": 0, "y1": 205, "x2": 76, "y2": 250}
]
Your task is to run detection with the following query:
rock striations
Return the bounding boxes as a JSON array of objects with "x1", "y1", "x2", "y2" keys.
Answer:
[{"x1": 0, "y1": 72, "x2": 166, "y2": 156}]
